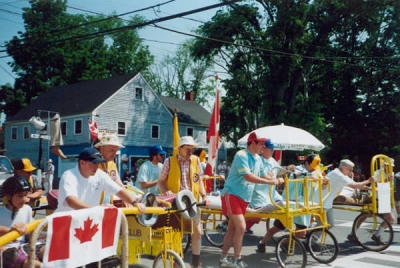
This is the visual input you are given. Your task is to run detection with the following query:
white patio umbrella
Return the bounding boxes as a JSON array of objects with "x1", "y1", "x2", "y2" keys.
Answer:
[{"x1": 237, "y1": 123, "x2": 325, "y2": 151}]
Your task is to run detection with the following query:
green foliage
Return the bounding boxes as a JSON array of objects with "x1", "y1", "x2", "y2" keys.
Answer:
[
  {"x1": 144, "y1": 40, "x2": 214, "y2": 108},
  {"x1": 192, "y1": 0, "x2": 400, "y2": 170},
  {"x1": 2, "y1": 0, "x2": 153, "y2": 117}
]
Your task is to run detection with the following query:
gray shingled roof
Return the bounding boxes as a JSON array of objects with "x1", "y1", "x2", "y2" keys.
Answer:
[
  {"x1": 8, "y1": 73, "x2": 137, "y2": 122},
  {"x1": 7, "y1": 73, "x2": 211, "y2": 127},
  {"x1": 159, "y1": 96, "x2": 210, "y2": 127}
]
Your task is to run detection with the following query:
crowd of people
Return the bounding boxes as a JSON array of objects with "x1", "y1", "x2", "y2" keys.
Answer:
[{"x1": 1, "y1": 131, "x2": 399, "y2": 268}]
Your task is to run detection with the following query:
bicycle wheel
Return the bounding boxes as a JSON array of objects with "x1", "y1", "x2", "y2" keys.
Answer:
[
  {"x1": 352, "y1": 212, "x2": 393, "y2": 252},
  {"x1": 275, "y1": 235, "x2": 307, "y2": 268},
  {"x1": 202, "y1": 213, "x2": 225, "y2": 248},
  {"x1": 182, "y1": 233, "x2": 191, "y2": 255},
  {"x1": 152, "y1": 249, "x2": 185, "y2": 268},
  {"x1": 307, "y1": 229, "x2": 338, "y2": 264},
  {"x1": 266, "y1": 218, "x2": 287, "y2": 243}
]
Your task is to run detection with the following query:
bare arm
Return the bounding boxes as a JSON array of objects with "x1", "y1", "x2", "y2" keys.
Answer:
[
  {"x1": 348, "y1": 176, "x2": 376, "y2": 190},
  {"x1": 140, "y1": 180, "x2": 158, "y2": 189},
  {"x1": 65, "y1": 195, "x2": 92, "y2": 210},
  {"x1": 243, "y1": 173, "x2": 283, "y2": 185},
  {"x1": 115, "y1": 188, "x2": 145, "y2": 213},
  {"x1": 158, "y1": 173, "x2": 173, "y2": 195},
  {"x1": 28, "y1": 189, "x2": 43, "y2": 200}
]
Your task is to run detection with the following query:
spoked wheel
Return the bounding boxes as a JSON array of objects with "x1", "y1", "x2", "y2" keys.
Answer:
[
  {"x1": 266, "y1": 218, "x2": 288, "y2": 243},
  {"x1": 182, "y1": 233, "x2": 191, "y2": 255},
  {"x1": 275, "y1": 235, "x2": 307, "y2": 268},
  {"x1": 352, "y1": 212, "x2": 393, "y2": 252},
  {"x1": 306, "y1": 229, "x2": 338, "y2": 264},
  {"x1": 202, "y1": 213, "x2": 226, "y2": 247},
  {"x1": 152, "y1": 249, "x2": 185, "y2": 268}
]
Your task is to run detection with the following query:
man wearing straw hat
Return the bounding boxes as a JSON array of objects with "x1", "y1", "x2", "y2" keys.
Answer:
[{"x1": 158, "y1": 136, "x2": 209, "y2": 268}]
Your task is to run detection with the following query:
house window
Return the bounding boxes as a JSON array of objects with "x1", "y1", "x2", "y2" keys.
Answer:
[
  {"x1": 187, "y1": 127, "x2": 193, "y2": 137},
  {"x1": 61, "y1": 122, "x2": 67, "y2": 136},
  {"x1": 23, "y1": 126, "x2": 30, "y2": 140},
  {"x1": 118, "y1": 122, "x2": 126, "y2": 136},
  {"x1": 151, "y1": 125, "x2": 160, "y2": 139},
  {"x1": 75, "y1": 120, "x2": 82, "y2": 135},
  {"x1": 135, "y1": 87, "x2": 143, "y2": 100},
  {"x1": 11, "y1": 127, "x2": 17, "y2": 140}
]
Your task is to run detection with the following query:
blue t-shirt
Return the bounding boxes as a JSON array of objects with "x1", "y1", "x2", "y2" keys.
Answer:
[
  {"x1": 135, "y1": 161, "x2": 163, "y2": 195},
  {"x1": 250, "y1": 157, "x2": 282, "y2": 208},
  {"x1": 222, "y1": 148, "x2": 265, "y2": 202}
]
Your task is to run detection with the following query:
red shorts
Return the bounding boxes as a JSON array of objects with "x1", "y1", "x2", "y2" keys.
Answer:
[{"x1": 221, "y1": 193, "x2": 248, "y2": 216}]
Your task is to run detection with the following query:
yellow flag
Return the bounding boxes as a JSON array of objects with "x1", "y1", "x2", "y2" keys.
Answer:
[{"x1": 173, "y1": 112, "x2": 180, "y2": 156}]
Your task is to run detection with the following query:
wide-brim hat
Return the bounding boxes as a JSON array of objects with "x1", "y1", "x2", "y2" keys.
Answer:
[
  {"x1": 94, "y1": 133, "x2": 125, "y2": 148},
  {"x1": 175, "y1": 136, "x2": 198, "y2": 149}
]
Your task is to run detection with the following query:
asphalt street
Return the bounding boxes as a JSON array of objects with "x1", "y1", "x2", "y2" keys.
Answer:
[{"x1": 34, "y1": 207, "x2": 400, "y2": 268}]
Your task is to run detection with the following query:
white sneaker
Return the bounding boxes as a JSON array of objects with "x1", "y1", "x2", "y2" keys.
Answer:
[
  {"x1": 219, "y1": 256, "x2": 235, "y2": 267},
  {"x1": 234, "y1": 259, "x2": 248, "y2": 268}
]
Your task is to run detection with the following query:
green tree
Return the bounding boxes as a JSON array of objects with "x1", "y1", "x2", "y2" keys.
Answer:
[
  {"x1": 144, "y1": 40, "x2": 215, "y2": 108},
  {"x1": 2, "y1": 0, "x2": 153, "y2": 117},
  {"x1": 191, "y1": 0, "x2": 400, "y2": 170}
]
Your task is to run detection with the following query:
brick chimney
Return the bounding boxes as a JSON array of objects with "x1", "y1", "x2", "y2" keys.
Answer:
[{"x1": 185, "y1": 91, "x2": 195, "y2": 101}]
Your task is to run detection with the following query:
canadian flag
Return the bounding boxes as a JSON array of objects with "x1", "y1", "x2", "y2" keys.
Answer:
[
  {"x1": 42, "y1": 206, "x2": 122, "y2": 268},
  {"x1": 88, "y1": 120, "x2": 99, "y2": 141},
  {"x1": 208, "y1": 89, "x2": 220, "y2": 171}
]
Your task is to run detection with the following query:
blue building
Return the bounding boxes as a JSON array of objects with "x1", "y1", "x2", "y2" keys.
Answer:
[{"x1": 3, "y1": 73, "x2": 211, "y2": 180}]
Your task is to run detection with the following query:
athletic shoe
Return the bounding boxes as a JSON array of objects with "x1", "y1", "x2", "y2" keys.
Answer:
[
  {"x1": 347, "y1": 233, "x2": 357, "y2": 243},
  {"x1": 256, "y1": 242, "x2": 266, "y2": 253},
  {"x1": 216, "y1": 223, "x2": 228, "y2": 232},
  {"x1": 245, "y1": 229, "x2": 254, "y2": 235},
  {"x1": 219, "y1": 257, "x2": 235, "y2": 267},
  {"x1": 371, "y1": 234, "x2": 385, "y2": 245},
  {"x1": 234, "y1": 259, "x2": 248, "y2": 268}
]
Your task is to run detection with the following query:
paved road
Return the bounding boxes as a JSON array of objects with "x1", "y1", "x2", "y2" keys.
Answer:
[
  {"x1": 35, "y1": 207, "x2": 400, "y2": 268},
  {"x1": 179, "y1": 209, "x2": 400, "y2": 268}
]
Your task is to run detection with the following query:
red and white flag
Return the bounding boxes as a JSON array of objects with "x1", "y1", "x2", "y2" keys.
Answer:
[
  {"x1": 208, "y1": 89, "x2": 220, "y2": 172},
  {"x1": 42, "y1": 206, "x2": 122, "y2": 268}
]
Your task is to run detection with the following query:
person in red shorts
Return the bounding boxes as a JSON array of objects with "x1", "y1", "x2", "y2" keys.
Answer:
[{"x1": 219, "y1": 132, "x2": 284, "y2": 268}]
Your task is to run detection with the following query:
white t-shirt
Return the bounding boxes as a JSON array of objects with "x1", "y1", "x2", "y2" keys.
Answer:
[
  {"x1": 321, "y1": 168, "x2": 353, "y2": 209},
  {"x1": 135, "y1": 161, "x2": 163, "y2": 195},
  {"x1": 0, "y1": 204, "x2": 33, "y2": 244},
  {"x1": 56, "y1": 165, "x2": 122, "y2": 212}
]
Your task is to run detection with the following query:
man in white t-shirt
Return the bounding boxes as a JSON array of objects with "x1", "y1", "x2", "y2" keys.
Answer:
[
  {"x1": 320, "y1": 159, "x2": 375, "y2": 229},
  {"x1": 56, "y1": 147, "x2": 146, "y2": 213}
]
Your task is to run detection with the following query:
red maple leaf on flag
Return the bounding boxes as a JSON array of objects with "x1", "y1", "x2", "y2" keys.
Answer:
[{"x1": 74, "y1": 217, "x2": 99, "y2": 243}]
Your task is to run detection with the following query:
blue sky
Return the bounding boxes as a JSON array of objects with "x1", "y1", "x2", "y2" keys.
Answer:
[{"x1": 0, "y1": 0, "x2": 226, "y2": 86}]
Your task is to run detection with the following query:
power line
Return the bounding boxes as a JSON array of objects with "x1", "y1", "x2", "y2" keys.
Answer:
[
  {"x1": 55, "y1": 0, "x2": 175, "y2": 35},
  {"x1": 0, "y1": 0, "x2": 241, "y2": 53}
]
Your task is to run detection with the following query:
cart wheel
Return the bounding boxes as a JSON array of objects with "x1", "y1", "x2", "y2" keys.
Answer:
[
  {"x1": 266, "y1": 218, "x2": 287, "y2": 243},
  {"x1": 202, "y1": 213, "x2": 225, "y2": 248},
  {"x1": 152, "y1": 249, "x2": 185, "y2": 268},
  {"x1": 182, "y1": 233, "x2": 191, "y2": 255},
  {"x1": 352, "y1": 212, "x2": 393, "y2": 252},
  {"x1": 306, "y1": 228, "x2": 338, "y2": 264},
  {"x1": 275, "y1": 235, "x2": 307, "y2": 268}
]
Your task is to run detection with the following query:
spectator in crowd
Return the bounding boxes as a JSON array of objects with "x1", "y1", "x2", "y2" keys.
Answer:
[
  {"x1": 13, "y1": 158, "x2": 43, "y2": 208},
  {"x1": 136, "y1": 145, "x2": 166, "y2": 195},
  {"x1": 43, "y1": 159, "x2": 54, "y2": 193}
]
